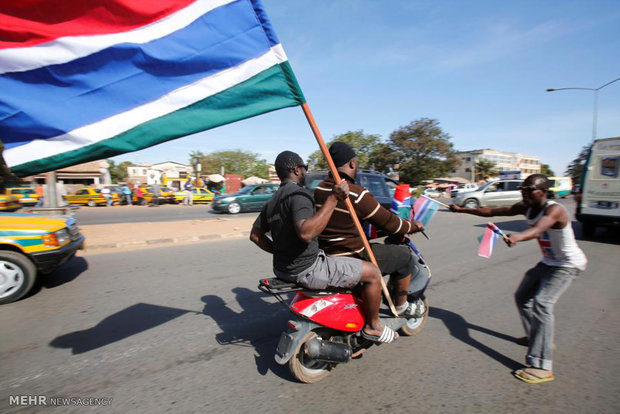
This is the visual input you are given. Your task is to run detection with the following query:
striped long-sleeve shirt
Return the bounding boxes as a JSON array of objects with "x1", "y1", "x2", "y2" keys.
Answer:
[{"x1": 314, "y1": 173, "x2": 415, "y2": 258}]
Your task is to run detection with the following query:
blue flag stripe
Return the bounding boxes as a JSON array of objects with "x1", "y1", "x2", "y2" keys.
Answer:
[{"x1": 0, "y1": 0, "x2": 274, "y2": 145}]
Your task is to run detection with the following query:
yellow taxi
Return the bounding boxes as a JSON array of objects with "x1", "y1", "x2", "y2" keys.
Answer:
[
  {"x1": 4, "y1": 187, "x2": 39, "y2": 206},
  {"x1": 0, "y1": 213, "x2": 85, "y2": 304},
  {"x1": 140, "y1": 186, "x2": 175, "y2": 204},
  {"x1": 173, "y1": 187, "x2": 216, "y2": 204},
  {"x1": 0, "y1": 194, "x2": 21, "y2": 212},
  {"x1": 65, "y1": 188, "x2": 121, "y2": 206}
]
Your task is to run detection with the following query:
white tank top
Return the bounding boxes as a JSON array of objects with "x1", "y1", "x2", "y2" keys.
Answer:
[{"x1": 526, "y1": 201, "x2": 587, "y2": 270}]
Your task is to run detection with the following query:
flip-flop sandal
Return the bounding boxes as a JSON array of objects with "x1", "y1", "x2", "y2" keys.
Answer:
[
  {"x1": 361, "y1": 326, "x2": 398, "y2": 344},
  {"x1": 513, "y1": 368, "x2": 554, "y2": 384}
]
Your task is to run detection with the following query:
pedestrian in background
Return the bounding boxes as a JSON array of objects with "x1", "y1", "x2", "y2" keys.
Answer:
[
  {"x1": 150, "y1": 183, "x2": 160, "y2": 207},
  {"x1": 135, "y1": 186, "x2": 144, "y2": 206},
  {"x1": 35, "y1": 183, "x2": 44, "y2": 207},
  {"x1": 101, "y1": 187, "x2": 113, "y2": 207},
  {"x1": 183, "y1": 178, "x2": 193, "y2": 206},
  {"x1": 122, "y1": 184, "x2": 132, "y2": 205}
]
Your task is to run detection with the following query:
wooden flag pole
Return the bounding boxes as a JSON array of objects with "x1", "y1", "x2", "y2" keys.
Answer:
[
  {"x1": 420, "y1": 194, "x2": 450, "y2": 209},
  {"x1": 301, "y1": 103, "x2": 398, "y2": 317}
]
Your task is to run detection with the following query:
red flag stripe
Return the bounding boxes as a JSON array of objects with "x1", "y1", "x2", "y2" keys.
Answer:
[{"x1": 0, "y1": 0, "x2": 196, "y2": 50}]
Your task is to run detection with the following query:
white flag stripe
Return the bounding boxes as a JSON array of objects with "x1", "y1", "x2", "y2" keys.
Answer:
[
  {"x1": 0, "y1": 0, "x2": 235, "y2": 74},
  {"x1": 5, "y1": 45, "x2": 287, "y2": 167}
]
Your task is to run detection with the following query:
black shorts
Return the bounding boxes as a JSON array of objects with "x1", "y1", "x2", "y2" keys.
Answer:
[{"x1": 365, "y1": 243, "x2": 414, "y2": 280}]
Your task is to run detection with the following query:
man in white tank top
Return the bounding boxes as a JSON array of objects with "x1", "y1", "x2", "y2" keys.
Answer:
[{"x1": 450, "y1": 174, "x2": 586, "y2": 384}]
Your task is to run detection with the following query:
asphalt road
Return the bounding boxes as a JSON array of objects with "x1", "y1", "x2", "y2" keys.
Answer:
[{"x1": 1, "y1": 201, "x2": 619, "y2": 413}]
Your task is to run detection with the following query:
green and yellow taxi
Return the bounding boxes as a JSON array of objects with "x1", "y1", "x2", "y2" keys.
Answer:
[
  {"x1": 65, "y1": 188, "x2": 120, "y2": 206},
  {"x1": 4, "y1": 187, "x2": 39, "y2": 206},
  {"x1": 0, "y1": 194, "x2": 21, "y2": 212},
  {"x1": 173, "y1": 187, "x2": 216, "y2": 204},
  {"x1": 0, "y1": 213, "x2": 85, "y2": 304}
]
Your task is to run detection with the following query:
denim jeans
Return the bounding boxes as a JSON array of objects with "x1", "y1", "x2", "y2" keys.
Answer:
[{"x1": 514, "y1": 262, "x2": 579, "y2": 370}]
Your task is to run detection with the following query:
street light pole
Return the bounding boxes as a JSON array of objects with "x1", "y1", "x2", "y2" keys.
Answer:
[{"x1": 546, "y1": 76, "x2": 620, "y2": 143}]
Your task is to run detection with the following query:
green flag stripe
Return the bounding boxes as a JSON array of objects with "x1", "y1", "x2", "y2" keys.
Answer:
[{"x1": 11, "y1": 62, "x2": 305, "y2": 177}]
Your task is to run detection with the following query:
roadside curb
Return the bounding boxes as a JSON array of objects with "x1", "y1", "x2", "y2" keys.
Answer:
[{"x1": 85, "y1": 230, "x2": 251, "y2": 251}]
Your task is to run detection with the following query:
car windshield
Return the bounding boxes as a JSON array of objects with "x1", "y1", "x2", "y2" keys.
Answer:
[
  {"x1": 237, "y1": 186, "x2": 253, "y2": 195},
  {"x1": 477, "y1": 182, "x2": 494, "y2": 192}
]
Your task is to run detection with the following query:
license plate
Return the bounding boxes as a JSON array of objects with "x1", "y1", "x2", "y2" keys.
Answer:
[{"x1": 596, "y1": 201, "x2": 617, "y2": 209}]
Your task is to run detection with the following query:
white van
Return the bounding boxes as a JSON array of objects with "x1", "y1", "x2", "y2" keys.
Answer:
[
  {"x1": 576, "y1": 137, "x2": 620, "y2": 236},
  {"x1": 548, "y1": 176, "x2": 572, "y2": 198}
]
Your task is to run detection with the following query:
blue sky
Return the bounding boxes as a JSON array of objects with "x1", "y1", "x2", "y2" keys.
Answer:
[{"x1": 113, "y1": 0, "x2": 620, "y2": 177}]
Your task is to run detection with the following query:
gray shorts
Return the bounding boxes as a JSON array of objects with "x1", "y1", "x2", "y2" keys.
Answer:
[{"x1": 275, "y1": 250, "x2": 362, "y2": 290}]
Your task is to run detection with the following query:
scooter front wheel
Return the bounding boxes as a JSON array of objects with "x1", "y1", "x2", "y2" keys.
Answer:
[
  {"x1": 400, "y1": 296, "x2": 429, "y2": 336},
  {"x1": 289, "y1": 331, "x2": 332, "y2": 383}
]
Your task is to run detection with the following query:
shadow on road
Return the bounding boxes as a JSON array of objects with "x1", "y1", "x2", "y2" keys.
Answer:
[
  {"x1": 25, "y1": 256, "x2": 89, "y2": 299},
  {"x1": 201, "y1": 287, "x2": 294, "y2": 380},
  {"x1": 49, "y1": 303, "x2": 192, "y2": 354},
  {"x1": 429, "y1": 307, "x2": 523, "y2": 370}
]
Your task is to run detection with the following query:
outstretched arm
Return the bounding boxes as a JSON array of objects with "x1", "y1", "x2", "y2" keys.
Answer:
[{"x1": 449, "y1": 202, "x2": 526, "y2": 217}]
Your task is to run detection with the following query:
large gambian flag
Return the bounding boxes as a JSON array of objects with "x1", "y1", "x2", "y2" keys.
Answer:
[{"x1": 0, "y1": 0, "x2": 306, "y2": 177}]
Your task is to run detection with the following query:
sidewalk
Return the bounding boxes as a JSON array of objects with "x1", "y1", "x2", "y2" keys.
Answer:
[{"x1": 79, "y1": 216, "x2": 257, "y2": 254}]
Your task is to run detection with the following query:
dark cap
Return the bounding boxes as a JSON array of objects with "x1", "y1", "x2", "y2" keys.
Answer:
[{"x1": 329, "y1": 142, "x2": 356, "y2": 167}]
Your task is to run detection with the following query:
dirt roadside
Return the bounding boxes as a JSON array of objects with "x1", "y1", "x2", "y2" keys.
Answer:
[{"x1": 79, "y1": 216, "x2": 257, "y2": 254}]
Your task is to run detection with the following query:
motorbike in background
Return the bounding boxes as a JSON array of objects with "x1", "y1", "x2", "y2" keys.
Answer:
[{"x1": 258, "y1": 235, "x2": 431, "y2": 383}]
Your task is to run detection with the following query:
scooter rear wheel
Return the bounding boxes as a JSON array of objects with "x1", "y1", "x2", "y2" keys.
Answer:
[
  {"x1": 400, "y1": 296, "x2": 429, "y2": 336},
  {"x1": 289, "y1": 331, "x2": 332, "y2": 383}
]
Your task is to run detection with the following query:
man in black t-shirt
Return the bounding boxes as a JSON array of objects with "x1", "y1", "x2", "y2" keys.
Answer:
[{"x1": 250, "y1": 151, "x2": 398, "y2": 344}]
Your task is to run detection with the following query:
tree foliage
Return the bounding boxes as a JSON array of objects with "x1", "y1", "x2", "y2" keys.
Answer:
[
  {"x1": 378, "y1": 118, "x2": 460, "y2": 184},
  {"x1": 196, "y1": 150, "x2": 269, "y2": 178},
  {"x1": 474, "y1": 159, "x2": 497, "y2": 181},
  {"x1": 306, "y1": 130, "x2": 382, "y2": 170},
  {"x1": 541, "y1": 164, "x2": 555, "y2": 177},
  {"x1": 565, "y1": 145, "x2": 591, "y2": 185},
  {"x1": 108, "y1": 160, "x2": 132, "y2": 183}
]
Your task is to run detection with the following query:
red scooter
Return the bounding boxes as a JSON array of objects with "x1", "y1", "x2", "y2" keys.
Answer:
[{"x1": 258, "y1": 236, "x2": 431, "y2": 383}]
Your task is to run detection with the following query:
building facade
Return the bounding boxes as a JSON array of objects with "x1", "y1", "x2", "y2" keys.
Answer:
[{"x1": 452, "y1": 149, "x2": 541, "y2": 181}]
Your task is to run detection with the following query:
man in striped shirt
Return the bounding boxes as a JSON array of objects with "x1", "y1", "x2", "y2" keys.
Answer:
[{"x1": 314, "y1": 142, "x2": 427, "y2": 317}]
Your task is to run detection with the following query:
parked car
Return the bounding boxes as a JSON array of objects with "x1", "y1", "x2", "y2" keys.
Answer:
[
  {"x1": 4, "y1": 187, "x2": 39, "y2": 206},
  {"x1": 212, "y1": 184, "x2": 279, "y2": 214},
  {"x1": 140, "y1": 186, "x2": 175, "y2": 204},
  {"x1": 0, "y1": 194, "x2": 21, "y2": 212},
  {"x1": 423, "y1": 188, "x2": 442, "y2": 198},
  {"x1": 304, "y1": 170, "x2": 399, "y2": 210},
  {"x1": 173, "y1": 187, "x2": 216, "y2": 204},
  {"x1": 450, "y1": 183, "x2": 479, "y2": 198},
  {"x1": 0, "y1": 213, "x2": 85, "y2": 304},
  {"x1": 452, "y1": 179, "x2": 524, "y2": 208},
  {"x1": 65, "y1": 188, "x2": 120, "y2": 206}
]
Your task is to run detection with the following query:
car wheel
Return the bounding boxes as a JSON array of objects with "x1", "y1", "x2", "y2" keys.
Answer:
[
  {"x1": 0, "y1": 251, "x2": 37, "y2": 305},
  {"x1": 464, "y1": 198, "x2": 479, "y2": 208},
  {"x1": 227, "y1": 201, "x2": 241, "y2": 214},
  {"x1": 87, "y1": 200, "x2": 96, "y2": 207}
]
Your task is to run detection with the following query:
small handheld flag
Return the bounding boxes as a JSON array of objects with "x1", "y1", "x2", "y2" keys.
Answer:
[
  {"x1": 478, "y1": 222, "x2": 506, "y2": 258},
  {"x1": 391, "y1": 184, "x2": 412, "y2": 218},
  {"x1": 413, "y1": 195, "x2": 440, "y2": 227}
]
